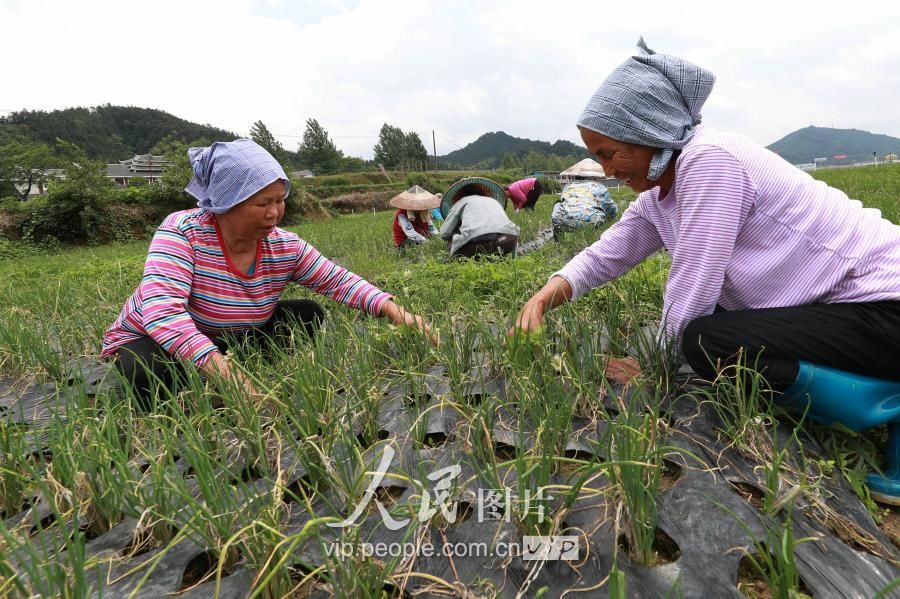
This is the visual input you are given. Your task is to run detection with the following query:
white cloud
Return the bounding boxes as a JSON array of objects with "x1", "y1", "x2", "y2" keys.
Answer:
[{"x1": 2, "y1": 0, "x2": 899, "y2": 158}]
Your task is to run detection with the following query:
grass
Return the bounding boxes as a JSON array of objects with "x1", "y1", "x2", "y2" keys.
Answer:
[{"x1": 0, "y1": 165, "x2": 898, "y2": 595}]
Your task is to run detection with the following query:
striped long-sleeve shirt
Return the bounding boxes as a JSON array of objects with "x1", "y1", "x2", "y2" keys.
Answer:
[
  {"x1": 101, "y1": 209, "x2": 392, "y2": 366},
  {"x1": 555, "y1": 125, "x2": 900, "y2": 346}
]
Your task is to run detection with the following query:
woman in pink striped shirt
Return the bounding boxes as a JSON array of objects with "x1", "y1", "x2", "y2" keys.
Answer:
[
  {"x1": 514, "y1": 42, "x2": 900, "y2": 419},
  {"x1": 102, "y1": 139, "x2": 432, "y2": 405}
]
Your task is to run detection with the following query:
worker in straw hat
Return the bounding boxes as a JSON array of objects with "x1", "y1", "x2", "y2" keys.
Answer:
[{"x1": 391, "y1": 185, "x2": 441, "y2": 248}]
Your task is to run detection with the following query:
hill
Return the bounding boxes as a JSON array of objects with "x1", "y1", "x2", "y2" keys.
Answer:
[
  {"x1": 767, "y1": 126, "x2": 900, "y2": 165},
  {"x1": 438, "y1": 131, "x2": 590, "y2": 168},
  {"x1": 0, "y1": 105, "x2": 238, "y2": 161}
]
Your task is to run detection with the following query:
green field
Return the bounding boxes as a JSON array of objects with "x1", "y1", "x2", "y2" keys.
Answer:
[{"x1": 0, "y1": 165, "x2": 898, "y2": 597}]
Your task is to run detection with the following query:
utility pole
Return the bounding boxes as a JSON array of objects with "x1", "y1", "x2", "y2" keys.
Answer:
[{"x1": 432, "y1": 130, "x2": 437, "y2": 172}]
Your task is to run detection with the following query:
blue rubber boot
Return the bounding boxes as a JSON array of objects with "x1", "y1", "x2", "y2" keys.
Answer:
[
  {"x1": 867, "y1": 422, "x2": 900, "y2": 506},
  {"x1": 778, "y1": 362, "x2": 900, "y2": 504}
]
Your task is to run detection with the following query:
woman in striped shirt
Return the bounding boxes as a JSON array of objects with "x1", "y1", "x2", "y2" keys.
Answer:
[
  {"x1": 514, "y1": 41, "x2": 900, "y2": 401},
  {"x1": 102, "y1": 139, "x2": 432, "y2": 404}
]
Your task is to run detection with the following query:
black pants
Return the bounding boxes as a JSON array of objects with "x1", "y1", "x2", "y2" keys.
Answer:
[
  {"x1": 521, "y1": 180, "x2": 543, "y2": 210},
  {"x1": 454, "y1": 233, "x2": 518, "y2": 259},
  {"x1": 113, "y1": 299, "x2": 324, "y2": 406},
  {"x1": 682, "y1": 301, "x2": 900, "y2": 389}
]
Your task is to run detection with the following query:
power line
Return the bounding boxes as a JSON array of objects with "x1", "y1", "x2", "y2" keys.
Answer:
[
  {"x1": 273, "y1": 133, "x2": 381, "y2": 139},
  {"x1": 435, "y1": 132, "x2": 465, "y2": 150}
]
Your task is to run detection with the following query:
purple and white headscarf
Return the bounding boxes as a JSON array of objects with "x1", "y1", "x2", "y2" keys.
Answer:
[
  {"x1": 577, "y1": 38, "x2": 716, "y2": 181},
  {"x1": 185, "y1": 139, "x2": 290, "y2": 214}
]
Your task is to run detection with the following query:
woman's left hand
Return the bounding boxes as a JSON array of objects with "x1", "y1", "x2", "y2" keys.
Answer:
[{"x1": 380, "y1": 300, "x2": 439, "y2": 345}]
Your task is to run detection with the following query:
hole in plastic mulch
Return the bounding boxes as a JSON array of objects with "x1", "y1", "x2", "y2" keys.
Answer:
[
  {"x1": 659, "y1": 459, "x2": 685, "y2": 491},
  {"x1": 494, "y1": 442, "x2": 517, "y2": 461},
  {"x1": 728, "y1": 480, "x2": 766, "y2": 510},
  {"x1": 423, "y1": 431, "x2": 449, "y2": 447},
  {"x1": 618, "y1": 526, "x2": 681, "y2": 566},
  {"x1": 120, "y1": 524, "x2": 180, "y2": 559},
  {"x1": 375, "y1": 485, "x2": 407, "y2": 507},
  {"x1": 445, "y1": 501, "x2": 474, "y2": 526},
  {"x1": 403, "y1": 394, "x2": 433, "y2": 409},
  {"x1": 283, "y1": 475, "x2": 317, "y2": 506},
  {"x1": 180, "y1": 550, "x2": 241, "y2": 591},
  {"x1": 736, "y1": 549, "x2": 813, "y2": 598}
]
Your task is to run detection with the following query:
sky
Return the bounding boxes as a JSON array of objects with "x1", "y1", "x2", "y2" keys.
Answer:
[{"x1": 2, "y1": 0, "x2": 899, "y2": 159}]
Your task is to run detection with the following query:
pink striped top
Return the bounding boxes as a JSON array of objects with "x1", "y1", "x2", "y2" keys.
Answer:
[
  {"x1": 555, "y1": 125, "x2": 900, "y2": 345},
  {"x1": 102, "y1": 209, "x2": 392, "y2": 366}
]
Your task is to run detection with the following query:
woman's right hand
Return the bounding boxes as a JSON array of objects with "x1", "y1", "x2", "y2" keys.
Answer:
[
  {"x1": 201, "y1": 351, "x2": 261, "y2": 400},
  {"x1": 511, "y1": 296, "x2": 546, "y2": 336},
  {"x1": 507, "y1": 276, "x2": 573, "y2": 338},
  {"x1": 379, "y1": 300, "x2": 439, "y2": 345}
]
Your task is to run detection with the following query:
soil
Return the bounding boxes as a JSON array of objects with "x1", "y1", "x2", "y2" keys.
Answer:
[
  {"x1": 120, "y1": 523, "x2": 179, "y2": 558},
  {"x1": 736, "y1": 552, "x2": 813, "y2": 599},
  {"x1": 878, "y1": 506, "x2": 900, "y2": 548},
  {"x1": 180, "y1": 550, "x2": 240, "y2": 591},
  {"x1": 619, "y1": 526, "x2": 681, "y2": 566},
  {"x1": 729, "y1": 480, "x2": 766, "y2": 510},
  {"x1": 737, "y1": 556, "x2": 772, "y2": 599},
  {"x1": 659, "y1": 459, "x2": 684, "y2": 492}
]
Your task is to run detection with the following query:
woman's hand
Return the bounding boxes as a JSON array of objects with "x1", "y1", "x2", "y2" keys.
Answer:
[
  {"x1": 380, "y1": 300, "x2": 439, "y2": 345},
  {"x1": 201, "y1": 351, "x2": 262, "y2": 399},
  {"x1": 511, "y1": 295, "x2": 546, "y2": 336},
  {"x1": 507, "y1": 276, "x2": 573, "y2": 338}
]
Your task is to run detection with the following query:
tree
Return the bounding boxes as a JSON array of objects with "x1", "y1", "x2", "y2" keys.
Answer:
[
  {"x1": 0, "y1": 142, "x2": 60, "y2": 200},
  {"x1": 150, "y1": 138, "x2": 211, "y2": 208},
  {"x1": 297, "y1": 119, "x2": 344, "y2": 175},
  {"x1": 402, "y1": 132, "x2": 428, "y2": 170},
  {"x1": 340, "y1": 156, "x2": 371, "y2": 172},
  {"x1": 19, "y1": 141, "x2": 114, "y2": 244},
  {"x1": 374, "y1": 124, "x2": 429, "y2": 170},
  {"x1": 50, "y1": 140, "x2": 114, "y2": 195},
  {"x1": 521, "y1": 150, "x2": 551, "y2": 172},
  {"x1": 501, "y1": 152, "x2": 521, "y2": 170},
  {"x1": 373, "y1": 124, "x2": 406, "y2": 169},
  {"x1": 249, "y1": 120, "x2": 288, "y2": 164}
]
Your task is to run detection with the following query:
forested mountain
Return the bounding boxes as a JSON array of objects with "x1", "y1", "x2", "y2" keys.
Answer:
[
  {"x1": 766, "y1": 126, "x2": 900, "y2": 165},
  {"x1": 0, "y1": 106, "x2": 238, "y2": 161},
  {"x1": 438, "y1": 131, "x2": 590, "y2": 168}
]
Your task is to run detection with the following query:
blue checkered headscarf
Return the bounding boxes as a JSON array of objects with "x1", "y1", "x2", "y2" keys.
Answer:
[
  {"x1": 185, "y1": 139, "x2": 290, "y2": 214},
  {"x1": 577, "y1": 38, "x2": 716, "y2": 181}
]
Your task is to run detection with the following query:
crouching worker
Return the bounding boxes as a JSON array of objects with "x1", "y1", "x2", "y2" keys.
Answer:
[
  {"x1": 102, "y1": 139, "x2": 434, "y2": 407},
  {"x1": 551, "y1": 181, "x2": 618, "y2": 239},
  {"x1": 440, "y1": 180, "x2": 520, "y2": 258},
  {"x1": 504, "y1": 177, "x2": 543, "y2": 212},
  {"x1": 513, "y1": 40, "x2": 900, "y2": 502},
  {"x1": 391, "y1": 185, "x2": 440, "y2": 248}
]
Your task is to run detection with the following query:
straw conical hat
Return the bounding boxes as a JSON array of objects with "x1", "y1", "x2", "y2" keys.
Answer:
[{"x1": 389, "y1": 185, "x2": 441, "y2": 211}]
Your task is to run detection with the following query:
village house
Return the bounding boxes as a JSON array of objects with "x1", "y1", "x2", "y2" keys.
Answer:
[{"x1": 106, "y1": 154, "x2": 170, "y2": 186}]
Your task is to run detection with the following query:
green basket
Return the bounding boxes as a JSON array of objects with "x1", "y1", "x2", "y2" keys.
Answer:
[{"x1": 440, "y1": 177, "x2": 507, "y2": 217}]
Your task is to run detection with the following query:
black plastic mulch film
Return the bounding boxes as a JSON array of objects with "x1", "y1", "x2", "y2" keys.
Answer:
[{"x1": 2, "y1": 350, "x2": 899, "y2": 598}]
